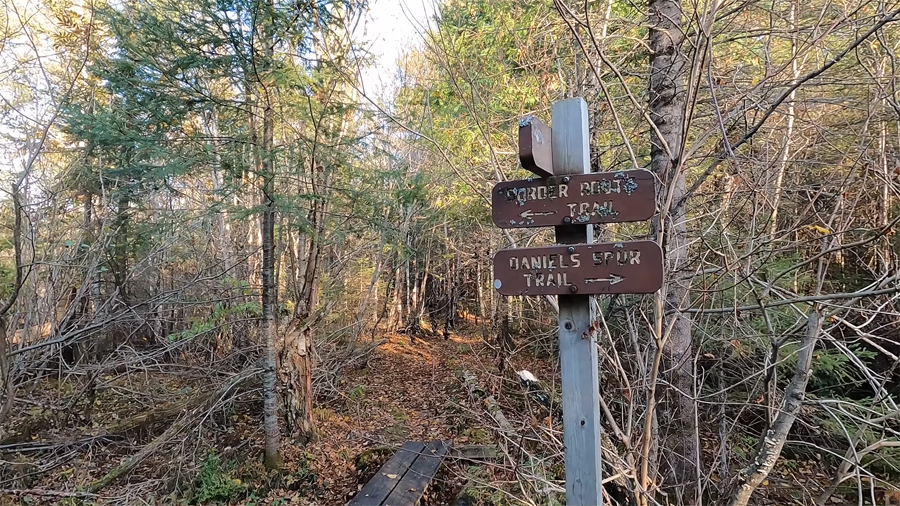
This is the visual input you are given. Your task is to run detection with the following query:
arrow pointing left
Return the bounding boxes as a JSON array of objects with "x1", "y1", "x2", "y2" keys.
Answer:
[{"x1": 519, "y1": 210, "x2": 557, "y2": 219}]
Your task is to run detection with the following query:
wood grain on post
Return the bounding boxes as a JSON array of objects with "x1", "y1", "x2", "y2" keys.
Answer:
[
  {"x1": 519, "y1": 116, "x2": 554, "y2": 177},
  {"x1": 551, "y1": 98, "x2": 603, "y2": 505}
]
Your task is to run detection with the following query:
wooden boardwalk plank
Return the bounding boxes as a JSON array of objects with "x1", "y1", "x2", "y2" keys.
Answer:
[
  {"x1": 382, "y1": 441, "x2": 450, "y2": 506},
  {"x1": 347, "y1": 442, "x2": 425, "y2": 506}
]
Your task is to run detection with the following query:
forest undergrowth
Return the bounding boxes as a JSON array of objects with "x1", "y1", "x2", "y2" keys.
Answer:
[
  {"x1": 0, "y1": 322, "x2": 524, "y2": 505},
  {"x1": 2, "y1": 316, "x2": 893, "y2": 506}
]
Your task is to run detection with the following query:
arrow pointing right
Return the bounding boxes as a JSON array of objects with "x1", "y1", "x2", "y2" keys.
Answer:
[{"x1": 584, "y1": 274, "x2": 625, "y2": 285}]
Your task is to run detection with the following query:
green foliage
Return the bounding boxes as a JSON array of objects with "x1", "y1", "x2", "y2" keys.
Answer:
[
  {"x1": 459, "y1": 465, "x2": 514, "y2": 505},
  {"x1": 215, "y1": 301, "x2": 263, "y2": 319},
  {"x1": 776, "y1": 343, "x2": 877, "y2": 396},
  {"x1": 730, "y1": 435, "x2": 763, "y2": 464},
  {"x1": 394, "y1": 171, "x2": 429, "y2": 207},
  {"x1": 809, "y1": 349, "x2": 856, "y2": 392},
  {"x1": 193, "y1": 453, "x2": 247, "y2": 504},
  {"x1": 459, "y1": 427, "x2": 490, "y2": 444},
  {"x1": 281, "y1": 456, "x2": 317, "y2": 492},
  {"x1": 782, "y1": 458, "x2": 800, "y2": 472},
  {"x1": 862, "y1": 444, "x2": 900, "y2": 479},
  {"x1": 169, "y1": 321, "x2": 216, "y2": 342},
  {"x1": 0, "y1": 258, "x2": 15, "y2": 301},
  {"x1": 816, "y1": 404, "x2": 900, "y2": 480},
  {"x1": 168, "y1": 301, "x2": 261, "y2": 342},
  {"x1": 348, "y1": 385, "x2": 365, "y2": 401},
  {"x1": 462, "y1": 455, "x2": 566, "y2": 506}
]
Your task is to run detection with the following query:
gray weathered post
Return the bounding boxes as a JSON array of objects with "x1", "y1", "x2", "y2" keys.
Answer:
[{"x1": 552, "y1": 97, "x2": 603, "y2": 505}]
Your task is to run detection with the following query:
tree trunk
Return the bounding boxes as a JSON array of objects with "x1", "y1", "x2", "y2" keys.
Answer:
[
  {"x1": 261, "y1": 158, "x2": 280, "y2": 468},
  {"x1": 280, "y1": 163, "x2": 329, "y2": 443},
  {"x1": 349, "y1": 234, "x2": 384, "y2": 347},
  {"x1": 476, "y1": 253, "x2": 486, "y2": 339},
  {"x1": 281, "y1": 318, "x2": 315, "y2": 442},
  {"x1": 253, "y1": 0, "x2": 281, "y2": 470},
  {"x1": 388, "y1": 264, "x2": 402, "y2": 331},
  {"x1": 0, "y1": 184, "x2": 26, "y2": 426},
  {"x1": 648, "y1": 0, "x2": 697, "y2": 498},
  {"x1": 204, "y1": 107, "x2": 237, "y2": 271},
  {"x1": 111, "y1": 194, "x2": 130, "y2": 304},
  {"x1": 768, "y1": 0, "x2": 798, "y2": 239},
  {"x1": 727, "y1": 313, "x2": 822, "y2": 506},
  {"x1": 878, "y1": 57, "x2": 892, "y2": 271}
]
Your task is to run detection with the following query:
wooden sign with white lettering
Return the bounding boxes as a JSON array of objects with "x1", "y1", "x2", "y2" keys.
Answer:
[
  {"x1": 492, "y1": 170, "x2": 656, "y2": 228},
  {"x1": 492, "y1": 240, "x2": 663, "y2": 296}
]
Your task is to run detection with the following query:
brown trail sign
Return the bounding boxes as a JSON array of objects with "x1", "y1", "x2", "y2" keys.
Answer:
[
  {"x1": 492, "y1": 240, "x2": 662, "y2": 296},
  {"x1": 492, "y1": 170, "x2": 656, "y2": 228},
  {"x1": 494, "y1": 98, "x2": 665, "y2": 505}
]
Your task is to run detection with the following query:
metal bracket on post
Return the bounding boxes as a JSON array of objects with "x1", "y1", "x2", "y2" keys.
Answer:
[{"x1": 552, "y1": 97, "x2": 603, "y2": 505}]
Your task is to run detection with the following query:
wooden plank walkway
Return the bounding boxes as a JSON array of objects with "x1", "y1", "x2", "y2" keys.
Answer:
[{"x1": 347, "y1": 441, "x2": 451, "y2": 506}]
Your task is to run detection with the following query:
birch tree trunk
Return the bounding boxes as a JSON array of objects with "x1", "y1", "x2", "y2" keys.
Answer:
[
  {"x1": 260, "y1": 121, "x2": 280, "y2": 467},
  {"x1": 768, "y1": 0, "x2": 799, "y2": 239},
  {"x1": 252, "y1": 0, "x2": 281, "y2": 470},
  {"x1": 727, "y1": 313, "x2": 823, "y2": 506},
  {"x1": 879, "y1": 57, "x2": 892, "y2": 271},
  {"x1": 648, "y1": 0, "x2": 697, "y2": 497}
]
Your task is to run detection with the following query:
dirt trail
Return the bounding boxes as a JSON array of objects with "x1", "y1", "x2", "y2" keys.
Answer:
[{"x1": 280, "y1": 331, "x2": 486, "y2": 505}]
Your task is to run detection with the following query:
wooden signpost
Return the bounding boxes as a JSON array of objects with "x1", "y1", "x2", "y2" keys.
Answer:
[
  {"x1": 518, "y1": 116, "x2": 554, "y2": 177},
  {"x1": 491, "y1": 98, "x2": 663, "y2": 506}
]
